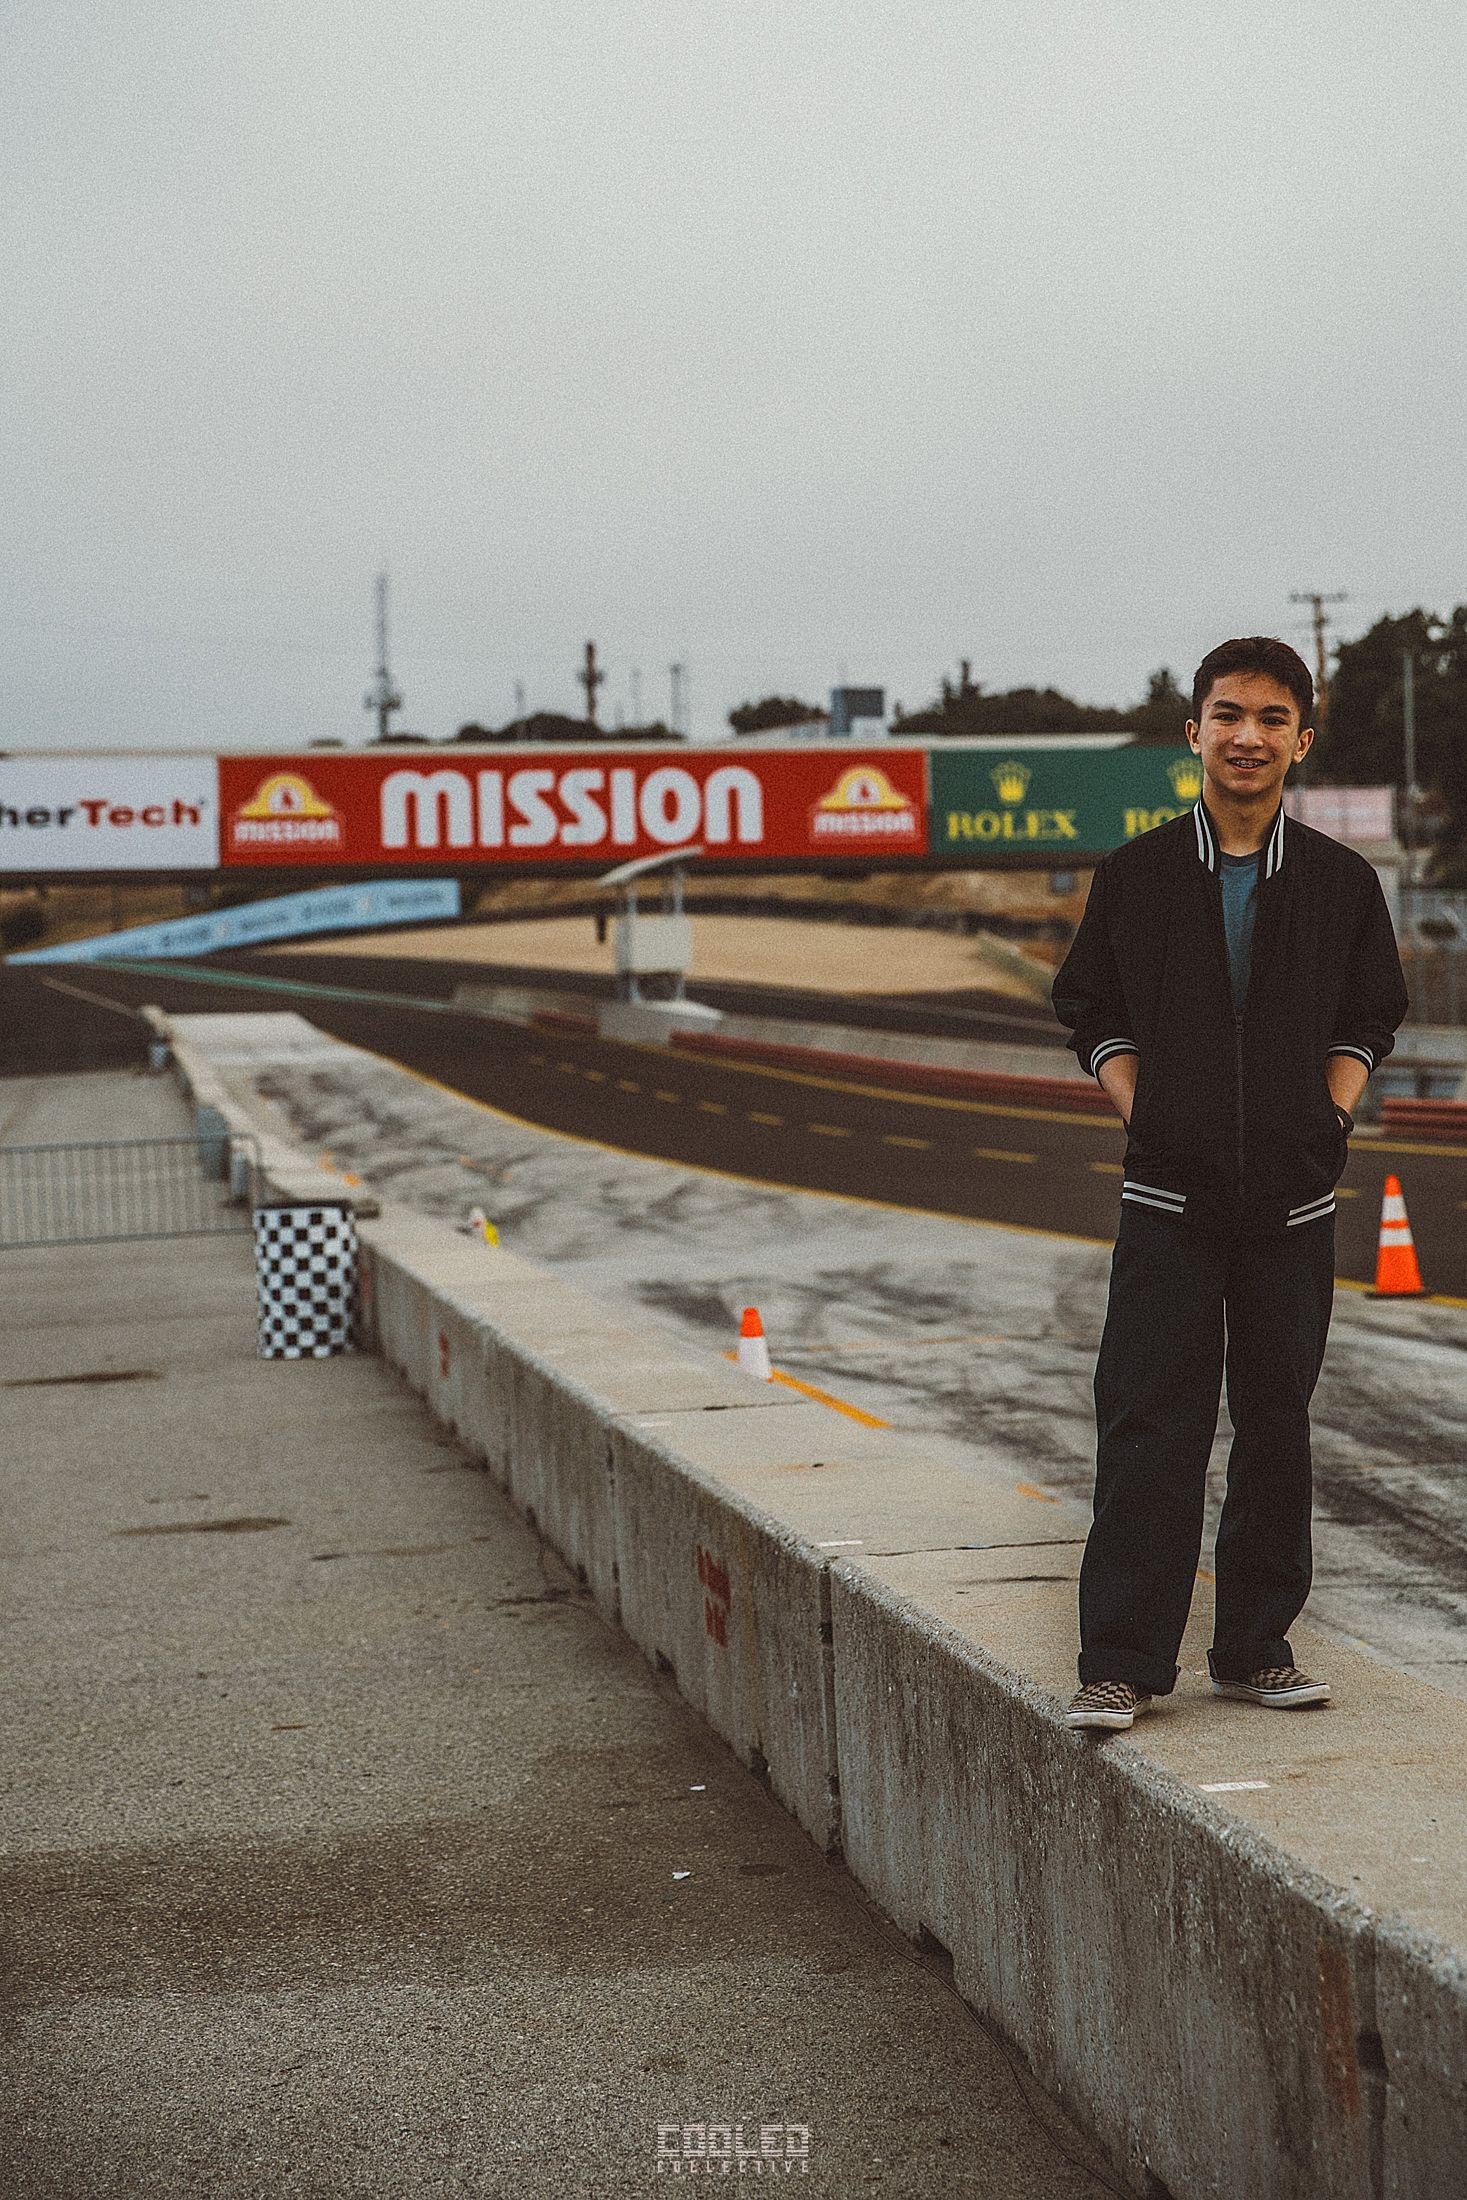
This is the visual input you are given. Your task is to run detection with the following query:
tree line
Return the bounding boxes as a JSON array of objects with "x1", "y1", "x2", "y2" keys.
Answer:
[
  {"x1": 438, "y1": 665, "x2": 1194, "y2": 748},
  {"x1": 1313, "y1": 608, "x2": 1467, "y2": 883},
  {"x1": 728, "y1": 665, "x2": 1191, "y2": 743}
]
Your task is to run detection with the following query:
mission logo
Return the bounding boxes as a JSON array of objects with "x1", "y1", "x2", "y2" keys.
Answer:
[{"x1": 228, "y1": 772, "x2": 344, "y2": 852}]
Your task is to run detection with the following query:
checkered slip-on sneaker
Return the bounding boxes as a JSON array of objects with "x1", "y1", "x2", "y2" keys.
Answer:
[
  {"x1": 1211, "y1": 1665, "x2": 1331, "y2": 1708},
  {"x1": 1065, "y1": 1680, "x2": 1152, "y2": 1731}
]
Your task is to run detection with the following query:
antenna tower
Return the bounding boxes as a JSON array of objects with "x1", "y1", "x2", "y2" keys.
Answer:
[
  {"x1": 364, "y1": 573, "x2": 403, "y2": 742},
  {"x1": 579, "y1": 641, "x2": 605, "y2": 729}
]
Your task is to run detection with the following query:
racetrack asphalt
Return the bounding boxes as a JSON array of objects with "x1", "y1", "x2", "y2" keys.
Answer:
[
  {"x1": 6, "y1": 954, "x2": 1465, "y2": 1299},
  {"x1": 134, "y1": 1002, "x2": 1467, "y2": 1703}
]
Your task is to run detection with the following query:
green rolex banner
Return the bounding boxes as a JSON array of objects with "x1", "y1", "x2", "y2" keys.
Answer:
[{"x1": 928, "y1": 744, "x2": 1201, "y2": 860}]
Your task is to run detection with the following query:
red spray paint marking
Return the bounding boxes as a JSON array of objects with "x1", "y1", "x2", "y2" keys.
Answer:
[
  {"x1": 697, "y1": 1543, "x2": 731, "y2": 1643},
  {"x1": 1317, "y1": 1940, "x2": 1361, "y2": 2118}
]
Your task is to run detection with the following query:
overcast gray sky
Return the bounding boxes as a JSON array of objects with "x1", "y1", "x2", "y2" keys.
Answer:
[{"x1": 4, "y1": 0, "x2": 1464, "y2": 751}]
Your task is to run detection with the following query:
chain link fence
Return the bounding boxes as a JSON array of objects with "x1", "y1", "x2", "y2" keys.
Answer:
[
  {"x1": 1399, "y1": 888, "x2": 1467, "y2": 1030},
  {"x1": 0, "y1": 1133, "x2": 259, "y2": 1251}
]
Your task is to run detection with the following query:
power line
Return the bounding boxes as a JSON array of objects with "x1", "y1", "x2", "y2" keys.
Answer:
[{"x1": 1288, "y1": 590, "x2": 1347, "y2": 740}]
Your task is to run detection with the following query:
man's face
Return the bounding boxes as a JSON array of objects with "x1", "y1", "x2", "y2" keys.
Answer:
[{"x1": 1186, "y1": 672, "x2": 1313, "y2": 806}]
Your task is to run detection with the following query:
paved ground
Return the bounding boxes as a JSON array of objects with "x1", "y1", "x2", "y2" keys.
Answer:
[
  {"x1": 154, "y1": 1012, "x2": 1467, "y2": 1707},
  {"x1": 0, "y1": 1071, "x2": 1118, "y2": 2199}
]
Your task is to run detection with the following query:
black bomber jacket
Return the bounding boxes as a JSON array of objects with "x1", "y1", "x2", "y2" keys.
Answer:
[{"x1": 1051, "y1": 801, "x2": 1409, "y2": 1233}]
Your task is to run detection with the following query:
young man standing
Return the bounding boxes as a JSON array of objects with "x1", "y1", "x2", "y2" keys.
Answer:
[{"x1": 1052, "y1": 636, "x2": 1407, "y2": 1731}]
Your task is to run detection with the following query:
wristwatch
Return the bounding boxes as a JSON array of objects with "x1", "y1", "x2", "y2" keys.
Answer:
[{"x1": 1334, "y1": 1105, "x2": 1355, "y2": 1136}]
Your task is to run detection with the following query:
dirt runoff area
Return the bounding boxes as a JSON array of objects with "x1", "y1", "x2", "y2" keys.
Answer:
[{"x1": 273, "y1": 912, "x2": 1052, "y2": 1000}]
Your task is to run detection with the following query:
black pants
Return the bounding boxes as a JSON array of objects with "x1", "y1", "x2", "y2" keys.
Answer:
[{"x1": 1078, "y1": 1200, "x2": 1336, "y2": 1696}]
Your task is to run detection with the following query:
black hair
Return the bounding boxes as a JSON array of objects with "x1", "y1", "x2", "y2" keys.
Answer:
[{"x1": 1191, "y1": 637, "x2": 1314, "y2": 727}]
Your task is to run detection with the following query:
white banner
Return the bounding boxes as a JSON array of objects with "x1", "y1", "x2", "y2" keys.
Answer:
[{"x1": 0, "y1": 756, "x2": 220, "y2": 872}]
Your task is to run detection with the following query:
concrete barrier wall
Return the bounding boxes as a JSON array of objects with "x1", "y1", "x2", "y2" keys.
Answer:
[
  {"x1": 610, "y1": 1417, "x2": 838, "y2": 1850},
  {"x1": 160, "y1": 1011, "x2": 1463, "y2": 2200},
  {"x1": 1374, "y1": 1927, "x2": 1467, "y2": 2198},
  {"x1": 828, "y1": 1562, "x2": 1383, "y2": 2200}
]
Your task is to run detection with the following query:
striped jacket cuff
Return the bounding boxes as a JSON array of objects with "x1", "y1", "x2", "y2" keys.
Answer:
[
  {"x1": 1327, "y1": 1043, "x2": 1376, "y2": 1073},
  {"x1": 1088, "y1": 1038, "x2": 1139, "y2": 1079}
]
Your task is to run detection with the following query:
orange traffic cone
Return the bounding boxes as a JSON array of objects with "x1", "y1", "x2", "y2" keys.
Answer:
[
  {"x1": 1370, "y1": 1175, "x2": 1425, "y2": 1297},
  {"x1": 737, "y1": 1306, "x2": 773, "y2": 1381}
]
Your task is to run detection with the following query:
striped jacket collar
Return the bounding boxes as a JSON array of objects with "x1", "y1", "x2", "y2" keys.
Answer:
[{"x1": 1192, "y1": 799, "x2": 1286, "y2": 880}]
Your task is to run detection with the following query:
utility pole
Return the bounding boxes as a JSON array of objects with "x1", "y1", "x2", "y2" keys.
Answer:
[
  {"x1": 579, "y1": 641, "x2": 605, "y2": 730},
  {"x1": 363, "y1": 572, "x2": 403, "y2": 743},
  {"x1": 1288, "y1": 589, "x2": 1347, "y2": 741},
  {"x1": 1402, "y1": 647, "x2": 1418, "y2": 894},
  {"x1": 513, "y1": 680, "x2": 526, "y2": 723},
  {"x1": 669, "y1": 662, "x2": 688, "y2": 738},
  {"x1": 630, "y1": 666, "x2": 642, "y2": 726}
]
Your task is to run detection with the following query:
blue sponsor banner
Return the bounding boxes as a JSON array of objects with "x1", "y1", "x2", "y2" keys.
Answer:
[{"x1": 12, "y1": 877, "x2": 461, "y2": 964}]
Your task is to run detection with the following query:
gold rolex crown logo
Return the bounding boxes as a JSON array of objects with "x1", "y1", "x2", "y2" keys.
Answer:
[
  {"x1": 1167, "y1": 758, "x2": 1203, "y2": 800},
  {"x1": 991, "y1": 761, "x2": 1031, "y2": 804}
]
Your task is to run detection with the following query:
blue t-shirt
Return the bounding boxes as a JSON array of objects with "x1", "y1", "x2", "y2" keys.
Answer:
[{"x1": 1219, "y1": 850, "x2": 1260, "y2": 1008}]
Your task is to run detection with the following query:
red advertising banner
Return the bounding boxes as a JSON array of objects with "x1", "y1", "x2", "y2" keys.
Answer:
[{"x1": 217, "y1": 747, "x2": 930, "y2": 869}]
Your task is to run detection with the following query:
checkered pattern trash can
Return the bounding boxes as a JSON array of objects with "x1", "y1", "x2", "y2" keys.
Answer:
[{"x1": 253, "y1": 1202, "x2": 357, "y2": 1359}]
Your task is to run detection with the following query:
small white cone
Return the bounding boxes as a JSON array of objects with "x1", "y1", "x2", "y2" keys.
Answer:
[{"x1": 737, "y1": 1305, "x2": 773, "y2": 1381}]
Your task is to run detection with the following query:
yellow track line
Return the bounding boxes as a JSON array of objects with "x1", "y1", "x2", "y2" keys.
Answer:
[
  {"x1": 564, "y1": 1018, "x2": 1119, "y2": 1129},
  {"x1": 638, "y1": 1040, "x2": 1467, "y2": 1158},
  {"x1": 719, "y1": 1351, "x2": 890, "y2": 1426},
  {"x1": 1360, "y1": 1135, "x2": 1467, "y2": 1161},
  {"x1": 769, "y1": 1368, "x2": 890, "y2": 1426},
  {"x1": 671, "y1": 1048, "x2": 1124, "y2": 1128}
]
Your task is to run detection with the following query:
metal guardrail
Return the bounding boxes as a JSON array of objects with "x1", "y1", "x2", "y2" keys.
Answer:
[
  {"x1": 1399, "y1": 950, "x2": 1467, "y2": 1030},
  {"x1": 0, "y1": 1133, "x2": 260, "y2": 1251}
]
